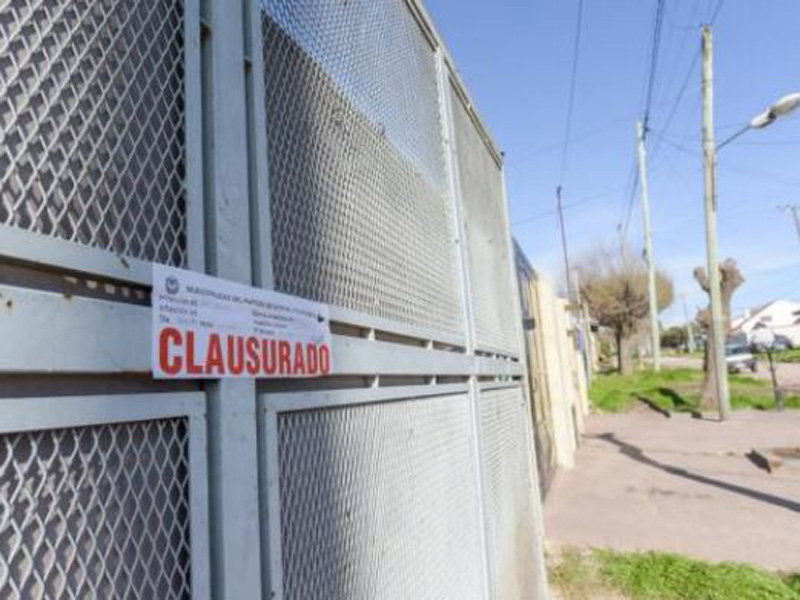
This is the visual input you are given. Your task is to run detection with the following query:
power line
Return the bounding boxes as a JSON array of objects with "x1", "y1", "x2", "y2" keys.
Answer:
[
  {"x1": 621, "y1": 0, "x2": 727, "y2": 241},
  {"x1": 737, "y1": 140, "x2": 800, "y2": 147},
  {"x1": 618, "y1": 0, "x2": 667, "y2": 241},
  {"x1": 642, "y1": 0, "x2": 667, "y2": 131},
  {"x1": 647, "y1": 51, "x2": 701, "y2": 164},
  {"x1": 557, "y1": 0, "x2": 586, "y2": 186},
  {"x1": 666, "y1": 0, "x2": 703, "y2": 32},
  {"x1": 655, "y1": 0, "x2": 702, "y2": 118},
  {"x1": 554, "y1": 0, "x2": 587, "y2": 300},
  {"x1": 648, "y1": 0, "x2": 726, "y2": 163},
  {"x1": 513, "y1": 183, "x2": 630, "y2": 226},
  {"x1": 709, "y1": 0, "x2": 726, "y2": 24},
  {"x1": 619, "y1": 158, "x2": 640, "y2": 238},
  {"x1": 508, "y1": 112, "x2": 636, "y2": 164}
]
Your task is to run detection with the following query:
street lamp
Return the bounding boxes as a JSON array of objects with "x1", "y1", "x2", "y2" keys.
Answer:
[
  {"x1": 702, "y1": 24, "x2": 799, "y2": 422},
  {"x1": 718, "y1": 92, "x2": 800, "y2": 150},
  {"x1": 752, "y1": 92, "x2": 800, "y2": 125}
]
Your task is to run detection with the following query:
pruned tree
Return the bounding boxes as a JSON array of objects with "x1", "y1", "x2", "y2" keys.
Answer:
[
  {"x1": 693, "y1": 259, "x2": 745, "y2": 407},
  {"x1": 576, "y1": 244, "x2": 674, "y2": 375}
]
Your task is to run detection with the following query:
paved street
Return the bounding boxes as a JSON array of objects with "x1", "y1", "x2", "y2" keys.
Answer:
[
  {"x1": 662, "y1": 355, "x2": 800, "y2": 391},
  {"x1": 544, "y1": 410, "x2": 800, "y2": 572}
]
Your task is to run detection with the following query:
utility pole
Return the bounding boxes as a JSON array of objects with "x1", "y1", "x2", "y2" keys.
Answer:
[
  {"x1": 556, "y1": 185, "x2": 573, "y2": 299},
  {"x1": 779, "y1": 205, "x2": 800, "y2": 247},
  {"x1": 701, "y1": 25, "x2": 731, "y2": 420},
  {"x1": 558, "y1": 187, "x2": 594, "y2": 387},
  {"x1": 636, "y1": 120, "x2": 661, "y2": 371},
  {"x1": 572, "y1": 267, "x2": 594, "y2": 386},
  {"x1": 681, "y1": 294, "x2": 696, "y2": 353}
]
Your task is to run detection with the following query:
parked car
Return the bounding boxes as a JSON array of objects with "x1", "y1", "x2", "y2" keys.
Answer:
[
  {"x1": 773, "y1": 334, "x2": 794, "y2": 351},
  {"x1": 725, "y1": 343, "x2": 757, "y2": 373}
]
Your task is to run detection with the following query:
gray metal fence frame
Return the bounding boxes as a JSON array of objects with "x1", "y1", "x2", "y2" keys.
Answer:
[{"x1": 0, "y1": 0, "x2": 548, "y2": 598}]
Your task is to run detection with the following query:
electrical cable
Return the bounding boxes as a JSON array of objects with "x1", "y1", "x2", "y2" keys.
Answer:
[
  {"x1": 514, "y1": 183, "x2": 630, "y2": 226},
  {"x1": 620, "y1": 0, "x2": 727, "y2": 240},
  {"x1": 618, "y1": 0, "x2": 667, "y2": 240},
  {"x1": 557, "y1": 0, "x2": 586, "y2": 187},
  {"x1": 642, "y1": 0, "x2": 666, "y2": 132}
]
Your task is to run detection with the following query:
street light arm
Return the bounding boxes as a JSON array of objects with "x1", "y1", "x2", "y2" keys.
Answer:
[
  {"x1": 716, "y1": 92, "x2": 800, "y2": 152},
  {"x1": 716, "y1": 123, "x2": 751, "y2": 152}
]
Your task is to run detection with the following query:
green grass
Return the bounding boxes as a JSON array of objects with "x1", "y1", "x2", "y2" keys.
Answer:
[
  {"x1": 550, "y1": 548, "x2": 800, "y2": 600},
  {"x1": 663, "y1": 349, "x2": 704, "y2": 359},
  {"x1": 760, "y1": 349, "x2": 800, "y2": 363},
  {"x1": 589, "y1": 368, "x2": 701, "y2": 413},
  {"x1": 589, "y1": 367, "x2": 800, "y2": 414},
  {"x1": 598, "y1": 550, "x2": 800, "y2": 600},
  {"x1": 786, "y1": 574, "x2": 800, "y2": 595}
]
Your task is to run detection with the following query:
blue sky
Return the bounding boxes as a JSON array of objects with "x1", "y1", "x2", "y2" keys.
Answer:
[{"x1": 425, "y1": 0, "x2": 800, "y2": 325}]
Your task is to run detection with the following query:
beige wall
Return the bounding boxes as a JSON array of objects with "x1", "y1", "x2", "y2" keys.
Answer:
[{"x1": 531, "y1": 278, "x2": 589, "y2": 470}]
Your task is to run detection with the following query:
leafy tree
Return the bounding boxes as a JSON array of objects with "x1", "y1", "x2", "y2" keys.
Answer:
[
  {"x1": 661, "y1": 326, "x2": 688, "y2": 350},
  {"x1": 576, "y1": 244, "x2": 674, "y2": 375}
]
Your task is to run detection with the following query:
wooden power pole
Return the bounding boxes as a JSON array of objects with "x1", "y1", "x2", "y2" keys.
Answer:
[
  {"x1": 636, "y1": 120, "x2": 661, "y2": 371},
  {"x1": 701, "y1": 25, "x2": 731, "y2": 420}
]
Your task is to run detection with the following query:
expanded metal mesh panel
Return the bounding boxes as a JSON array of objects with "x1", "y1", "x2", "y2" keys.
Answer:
[
  {"x1": 0, "y1": 418, "x2": 192, "y2": 599},
  {"x1": 261, "y1": 1, "x2": 464, "y2": 337},
  {"x1": 450, "y1": 84, "x2": 518, "y2": 354},
  {"x1": 0, "y1": 0, "x2": 188, "y2": 266},
  {"x1": 479, "y1": 387, "x2": 538, "y2": 599},
  {"x1": 277, "y1": 393, "x2": 485, "y2": 599}
]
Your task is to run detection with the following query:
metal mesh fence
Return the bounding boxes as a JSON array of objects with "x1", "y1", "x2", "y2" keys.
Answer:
[
  {"x1": 0, "y1": 418, "x2": 192, "y2": 599},
  {"x1": 261, "y1": 0, "x2": 464, "y2": 337},
  {"x1": 479, "y1": 387, "x2": 538, "y2": 599},
  {"x1": 276, "y1": 394, "x2": 486, "y2": 599},
  {"x1": 449, "y1": 83, "x2": 518, "y2": 354},
  {"x1": 0, "y1": 0, "x2": 188, "y2": 266}
]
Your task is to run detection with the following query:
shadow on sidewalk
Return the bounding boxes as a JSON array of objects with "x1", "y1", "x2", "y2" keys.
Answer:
[{"x1": 591, "y1": 432, "x2": 800, "y2": 514}]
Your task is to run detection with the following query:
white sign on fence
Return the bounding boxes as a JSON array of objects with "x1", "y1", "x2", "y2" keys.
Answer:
[{"x1": 152, "y1": 264, "x2": 332, "y2": 379}]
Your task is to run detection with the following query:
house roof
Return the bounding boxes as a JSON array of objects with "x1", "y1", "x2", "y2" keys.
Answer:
[{"x1": 731, "y1": 300, "x2": 781, "y2": 334}]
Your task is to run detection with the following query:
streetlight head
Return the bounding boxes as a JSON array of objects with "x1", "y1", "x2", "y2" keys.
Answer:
[
  {"x1": 751, "y1": 92, "x2": 800, "y2": 129},
  {"x1": 770, "y1": 92, "x2": 800, "y2": 117}
]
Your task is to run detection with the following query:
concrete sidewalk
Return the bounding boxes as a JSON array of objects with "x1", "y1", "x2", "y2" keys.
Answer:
[{"x1": 544, "y1": 410, "x2": 800, "y2": 572}]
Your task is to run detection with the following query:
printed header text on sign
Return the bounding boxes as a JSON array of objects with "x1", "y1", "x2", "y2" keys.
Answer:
[{"x1": 152, "y1": 265, "x2": 332, "y2": 379}]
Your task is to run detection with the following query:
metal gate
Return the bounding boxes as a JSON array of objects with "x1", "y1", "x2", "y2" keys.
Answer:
[{"x1": 0, "y1": 0, "x2": 547, "y2": 598}]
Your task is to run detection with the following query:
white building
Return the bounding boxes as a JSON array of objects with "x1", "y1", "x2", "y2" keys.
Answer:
[{"x1": 731, "y1": 300, "x2": 800, "y2": 346}]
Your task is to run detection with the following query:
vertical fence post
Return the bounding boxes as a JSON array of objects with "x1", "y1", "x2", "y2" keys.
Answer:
[
  {"x1": 435, "y1": 51, "x2": 493, "y2": 600},
  {"x1": 244, "y1": 0, "x2": 275, "y2": 291},
  {"x1": 499, "y1": 169, "x2": 551, "y2": 600},
  {"x1": 241, "y1": 0, "x2": 286, "y2": 596},
  {"x1": 199, "y1": 1, "x2": 263, "y2": 598},
  {"x1": 184, "y1": 0, "x2": 206, "y2": 273}
]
